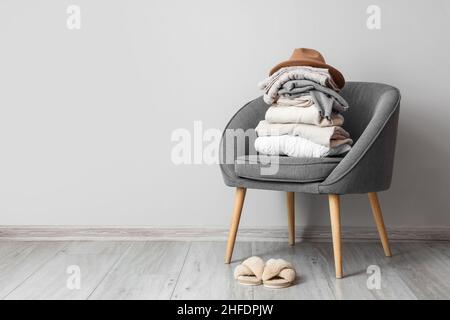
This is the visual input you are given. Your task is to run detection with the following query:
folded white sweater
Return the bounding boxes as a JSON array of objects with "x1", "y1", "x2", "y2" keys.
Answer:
[
  {"x1": 255, "y1": 136, "x2": 351, "y2": 158},
  {"x1": 265, "y1": 105, "x2": 344, "y2": 127},
  {"x1": 255, "y1": 120, "x2": 353, "y2": 148}
]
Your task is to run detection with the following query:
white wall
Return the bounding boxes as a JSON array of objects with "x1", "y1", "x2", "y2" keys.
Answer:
[{"x1": 1, "y1": 0, "x2": 449, "y2": 227}]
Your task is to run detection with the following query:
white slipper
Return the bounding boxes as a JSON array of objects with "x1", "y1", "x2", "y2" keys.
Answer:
[
  {"x1": 262, "y1": 258, "x2": 296, "y2": 289},
  {"x1": 234, "y1": 256, "x2": 265, "y2": 286}
]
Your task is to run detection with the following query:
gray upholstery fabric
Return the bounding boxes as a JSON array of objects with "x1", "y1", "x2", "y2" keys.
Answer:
[
  {"x1": 219, "y1": 82, "x2": 400, "y2": 194},
  {"x1": 235, "y1": 155, "x2": 342, "y2": 183}
]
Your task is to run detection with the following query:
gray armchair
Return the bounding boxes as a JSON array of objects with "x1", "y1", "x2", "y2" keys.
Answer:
[{"x1": 220, "y1": 82, "x2": 401, "y2": 278}]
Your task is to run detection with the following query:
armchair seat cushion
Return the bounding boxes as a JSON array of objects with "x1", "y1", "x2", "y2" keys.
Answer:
[{"x1": 235, "y1": 155, "x2": 342, "y2": 183}]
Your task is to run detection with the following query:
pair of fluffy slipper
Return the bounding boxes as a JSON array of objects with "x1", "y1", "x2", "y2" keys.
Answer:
[{"x1": 234, "y1": 256, "x2": 296, "y2": 289}]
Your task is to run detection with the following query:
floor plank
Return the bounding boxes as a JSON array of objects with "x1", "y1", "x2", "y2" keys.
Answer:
[
  {"x1": 171, "y1": 241, "x2": 253, "y2": 300},
  {"x1": 88, "y1": 242, "x2": 190, "y2": 300},
  {"x1": 0, "y1": 241, "x2": 66, "y2": 299},
  {"x1": 315, "y1": 242, "x2": 376, "y2": 300},
  {"x1": 251, "y1": 241, "x2": 335, "y2": 299},
  {"x1": 425, "y1": 242, "x2": 450, "y2": 261},
  {"x1": 388, "y1": 242, "x2": 450, "y2": 299},
  {"x1": 252, "y1": 241, "x2": 418, "y2": 300},
  {"x1": 338, "y1": 242, "x2": 417, "y2": 300},
  {"x1": 1, "y1": 240, "x2": 449, "y2": 300},
  {"x1": 5, "y1": 241, "x2": 131, "y2": 300}
]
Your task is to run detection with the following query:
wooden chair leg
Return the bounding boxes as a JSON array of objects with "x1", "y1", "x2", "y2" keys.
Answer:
[
  {"x1": 286, "y1": 192, "x2": 295, "y2": 246},
  {"x1": 368, "y1": 192, "x2": 392, "y2": 257},
  {"x1": 328, "y1": 194, "x2": 343, "y2": 279},
  {"x1": 224, "y1": 187, "x2": 246, "y2": 264}
]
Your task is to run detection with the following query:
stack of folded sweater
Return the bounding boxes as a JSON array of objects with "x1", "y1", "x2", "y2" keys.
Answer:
[{"x1": 254, "y1": 48, "x2": 353, "y2": 158}]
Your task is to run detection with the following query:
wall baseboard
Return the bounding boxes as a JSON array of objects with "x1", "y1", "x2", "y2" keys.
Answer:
[{"x1": 0, "y1": 226, "x2": 449, "y2": 241}]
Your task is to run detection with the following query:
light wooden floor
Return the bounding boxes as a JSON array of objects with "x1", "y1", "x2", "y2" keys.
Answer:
[{"x1": 0, "y1": 240, "x2": 449, "y2": 300}]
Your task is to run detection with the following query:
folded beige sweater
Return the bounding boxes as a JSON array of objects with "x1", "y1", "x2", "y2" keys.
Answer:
[
  {"x1": 276, "y1": 96, "x2": 314, "y2": 107},
  {"x1": 255, "y1": 120, "x2": 353, "y2": 148}
]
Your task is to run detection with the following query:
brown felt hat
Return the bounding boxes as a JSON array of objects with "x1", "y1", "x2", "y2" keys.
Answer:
[{"x1": 269, "y1": 48, "x2": 345, "y2": 89}]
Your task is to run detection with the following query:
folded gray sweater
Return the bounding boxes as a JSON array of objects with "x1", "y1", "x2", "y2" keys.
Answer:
[{"x1": 278, "y1": 80, "x2": 349, "y2": 119}]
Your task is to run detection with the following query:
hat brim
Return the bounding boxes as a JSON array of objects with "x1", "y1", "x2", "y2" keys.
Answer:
[{"x1": 269, "y1": 59, "x2": 345, "y2": 89}]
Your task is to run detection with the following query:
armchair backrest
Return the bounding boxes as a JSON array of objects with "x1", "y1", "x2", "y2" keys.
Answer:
[
  {"x1": 340, "y1": 82, "x2": 400, "y2": 143},
  {"x1": 320, "y1": 82, "x2": 401, "y2": 193}
]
